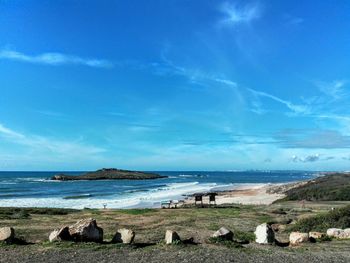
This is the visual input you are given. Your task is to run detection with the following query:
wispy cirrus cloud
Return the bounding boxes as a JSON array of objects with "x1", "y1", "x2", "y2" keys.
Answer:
[
  {"x1": 0, "y1": 49, "x2": 113, "y2": 68},
  {"x1": 275, "y1": 129, "x2": 350, "y2": 149},
  {"x1": 219, "y1": 1, "x2": 261, "y2": 26},
  {"x1": 0, "y1": 123, "x2": 105, "y2": 155},
  {"x1": 284, "y1": 15, "x2": 304, "y2": 26},
  {"x1": 248, "y1": 88, "x2": 309, "y2": 115},
  {"x1": 314, "y1": 80, "x2": 347, "y2": 100}
]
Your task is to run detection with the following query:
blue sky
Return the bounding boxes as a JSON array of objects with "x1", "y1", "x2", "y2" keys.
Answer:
[{"x1": 1, "y1": 0, "x2": 350, "y2": 171}]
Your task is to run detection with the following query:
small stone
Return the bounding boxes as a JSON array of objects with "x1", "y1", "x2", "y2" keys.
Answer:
[
  {"x1": 112, "y1": 228, "x2": 135, "y2": 244},
  {"x1": 289, "y1": 232, "x2": 309, "y2": 246},
  {"x1": 165, "y1": 230, "x2": 181, "y2": 244},
  {"x1": 254, "y1": 223, "x2": 275, "y2": 244},
  {"x1": 0, "y1": 227, "x2": 15, "y2": 244},
  {"x1": 212, "y1": 227, "x2": 233, "y2": 240},
  {"x1": 49, "y1": 226, "x2": 71, "y2": 242}
]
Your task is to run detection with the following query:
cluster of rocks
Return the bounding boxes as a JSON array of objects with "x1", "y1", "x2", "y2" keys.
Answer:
[
  {"x1": 3, "y1": 218, "x2": 350, "y2": 247},
  {"x1": 254, "y1": 222, "x2": 350, "y2": 246},
  {"x1": 48, "y1": 218, "x2": 187, "y2": 245},
  {"x1": 49, "y1": 218, "x2": 135, "y2": 244}
]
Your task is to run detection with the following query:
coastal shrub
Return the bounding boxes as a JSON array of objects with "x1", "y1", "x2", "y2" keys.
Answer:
[
  {"x1": 234, "y1": 230, "x2": 255, "y2": 242},
  {"x1": 291, "y1": 205, "x2": 350, "y2": 232},
  {"x1": 10, "y1": 210, "x2": 31, "y2": 219},
  {"x1": 282, "y1": 173, "x2": 350, "y2": 201}
]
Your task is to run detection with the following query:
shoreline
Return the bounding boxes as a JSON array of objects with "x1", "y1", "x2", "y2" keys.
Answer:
[
  {"x1": 179, "y1": 183, "x2": 288, "y2": 206},
  {"x1": 0, "y1": 182, "x2": 296, "y2": 209}
]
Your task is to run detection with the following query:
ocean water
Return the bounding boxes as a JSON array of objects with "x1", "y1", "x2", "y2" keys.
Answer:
[{"x1": 0, "y1": 171, "x2": 317, "y2": 209}]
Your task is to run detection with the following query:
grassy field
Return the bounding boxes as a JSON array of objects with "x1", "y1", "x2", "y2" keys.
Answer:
[
  {"x1": 1, "y1": 201, "x2": 350, "y2": 245},
  {"x1": 1, "y1": 202, "x2": 350, "y2": 262}
]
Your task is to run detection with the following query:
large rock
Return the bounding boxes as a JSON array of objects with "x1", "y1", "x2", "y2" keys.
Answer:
[
  {"x1": 165, "y1": 230, "x2": 181, "y2": 244},
  {"x1": 289, "y1": 232, "x2": 309, "y2": 246},
  {"x1": 327, "y1": 228, "x2": 344, "y2": 238},
  {"x1": 254, "y1": 223, "x2": 275, "y2": 244},
  {"x1": 212, "y1": 227, "x2": 233, "y2": 240},
  {"x1": 49, "y1": 226, "x2": 71, "y2": 242},
  {"x1": 341, "y1": 228, "x2": 350, "y2": 239},
  {"x1": 69, "y1": 218, "x2": 103, "y2": 242},
  {"x1": 112, "y1": 228, "x2": 135, "y2": 244},
  {"x1": 0, "y1": 227, "x2": 15, "y2": 244},
  {"x1": 327, "y1": 228, "x2": 350, "y2": 239}
]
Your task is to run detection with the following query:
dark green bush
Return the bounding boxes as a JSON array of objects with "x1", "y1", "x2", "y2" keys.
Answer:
[{"x1": 291, "y1": 205, "x2": 350, "y2": 232}]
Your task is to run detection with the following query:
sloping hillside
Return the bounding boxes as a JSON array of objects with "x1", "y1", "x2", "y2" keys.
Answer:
[{"x1": 282, "y1": 173, "x2": 350, "y2": 201}]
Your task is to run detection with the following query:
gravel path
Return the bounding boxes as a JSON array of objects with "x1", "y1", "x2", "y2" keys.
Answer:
[{"x1": 1, "y1": 244, "x2": 349, "y2": 263}]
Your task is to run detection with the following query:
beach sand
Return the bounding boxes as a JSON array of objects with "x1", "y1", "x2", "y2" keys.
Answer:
[{"x1": 181, "y1": 183, "x2": 286, "y2": 206}]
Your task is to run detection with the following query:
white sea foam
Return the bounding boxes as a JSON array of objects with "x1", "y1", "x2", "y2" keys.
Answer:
[{"x1": 0, "y1": 181, "x2": 228, "y2": 209}]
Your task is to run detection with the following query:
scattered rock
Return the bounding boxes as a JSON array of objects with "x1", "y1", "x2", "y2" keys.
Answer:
[
  {"x1": 212, "y1": 227, "x2": 233, "y2": 241},
  {"x1": 327, "y1": 228, "x2": 350, "y2": 239},
  {"x1": 342, "y1": 228, "x2": 350, "y2": 239},
  {"x1": 0, "y1": 227, "x2": 15, "y2": 244},
  {"x1": 49, "y1": 226, "x2": 71, "y2": 242},
  {"x1": 254, "y1": 223, "x2": 275, "y2": 244},
  {"x1": 327, "y1": 228, "x2": 344, "y2": 238},
  {"x1": 112, "y1": 228, "x2": 135, "y2": 244},
  {"x1": 309, "y1": 231, "x2": 325, "y2": 240},
  {"x1": 165, "y1": 230, "x2": 181, "y2": 244},
  {"x1": 69, "y1": 218, "x2": 103, "y2": 242},
  {"x1": 289, "y1": 232, "x2": 309, "y2": 246}
]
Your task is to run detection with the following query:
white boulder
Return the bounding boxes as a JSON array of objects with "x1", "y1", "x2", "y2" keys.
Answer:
[
  {"x1": 327, "y1": 228, "x2": 344, "y2": 238},
  {"x1": 289, "y1": 232, "x2": 309, "y2": 246},
  {"x1": 49, "y1": 226, "x2": 71, "y2": 242},
  {"x1": 254, "y1": 223, "x2": 275, "y2": 244},
  {"x1": 0, "y1": 227, "x2": 15, "y2": 243},
  {"x1": 112, "y1": 228, "x2": 135, "y2": 244},
  {"x1": 165, "y1": 230, "x2": 181, "y2": 244}
]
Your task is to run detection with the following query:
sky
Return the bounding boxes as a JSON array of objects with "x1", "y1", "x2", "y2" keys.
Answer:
[{"x1": 0, "y1": 0, "x2": 350, "y2": 171}]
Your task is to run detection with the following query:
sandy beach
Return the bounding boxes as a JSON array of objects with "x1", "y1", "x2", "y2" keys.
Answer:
[{"x1": 181, "y1": 183, "x2": 287, "y2": 206}]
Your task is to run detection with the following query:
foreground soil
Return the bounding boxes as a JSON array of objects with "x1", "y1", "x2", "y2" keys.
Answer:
[
  {"x1": 1, "y1": 201, "x2": 350, "y2": 262},
  {"x1": 1, "y1": 242, "x2": 350, "y2": 263}
]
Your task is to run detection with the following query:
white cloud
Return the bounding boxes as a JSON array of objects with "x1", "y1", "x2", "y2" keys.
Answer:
[
  {"x1": 0, "y1": 124, "x2": 25, "y2": 139},
  {"x1": 248, "y1": 88, "x2": 309, "y2": 115},
  {"x1": 219, "y1": 1, "x2": 261, "y2": 26},
  {"x1": 0, "y1": 49, "x2": 113, "y2": 68},
  {"x1": 315, "y1": 80, "x2": 347, "y2": 100},
  {"x1": 0, "y1": 123, "x2": 105, "y2": 156}
]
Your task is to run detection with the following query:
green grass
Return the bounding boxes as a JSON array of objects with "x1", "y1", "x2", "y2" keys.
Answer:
[
  {"x1": 117, "y1": 208, "x2": 158, "y2": 215},
  {"x1": 233, "y1": 230, "x2": 255, "y2": 242},
  {"x1": 291, "y1": 205, "x2": 350, "y2": 232},
  {"x1": 0, "y1": 207, "x2": 78, "y2": 220}
]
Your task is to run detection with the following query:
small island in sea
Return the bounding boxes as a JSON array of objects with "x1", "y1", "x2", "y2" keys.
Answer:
[{"x1": 51, "y1": 168, "x2": 166, "y2": 181}]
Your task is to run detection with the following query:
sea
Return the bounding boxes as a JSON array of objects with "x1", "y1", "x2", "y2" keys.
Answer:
[{"x1": 0, "y1": 171, "x2": 318, "y2": 209}]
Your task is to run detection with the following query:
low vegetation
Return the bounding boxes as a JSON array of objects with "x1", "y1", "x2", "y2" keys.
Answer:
[
  {"x1": 281, "y1": 173, "x2": 350, "y2": 201},
  {"x1": 0, "y1": 207, "x2": 78, "y2": 219},
  {"x1": 291, "y1": 205, "x2": 350, "y2": 232}
]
